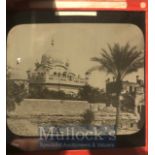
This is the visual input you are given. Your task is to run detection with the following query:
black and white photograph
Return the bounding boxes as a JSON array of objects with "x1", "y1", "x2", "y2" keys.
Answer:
[{"x1": 7, "y1": 23, "x2": 145, "y2": 137}]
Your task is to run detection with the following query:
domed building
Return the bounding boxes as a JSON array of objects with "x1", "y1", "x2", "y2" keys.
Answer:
[{"x1": 28, "y1": 45, "x2": 86, "y2": 96}]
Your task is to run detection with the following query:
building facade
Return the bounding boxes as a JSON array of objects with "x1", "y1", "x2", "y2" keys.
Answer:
[
  {"x1": 28, "y1": 52, "x2": 86, "y2": 96},
  {"x1": 105, "y1": 76, "x2": 145, "y2": 117}
]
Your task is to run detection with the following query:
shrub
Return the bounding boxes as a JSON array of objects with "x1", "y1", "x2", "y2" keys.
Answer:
[{"x1": 81, "y1": 109, "x2": 95, "y2": 125}]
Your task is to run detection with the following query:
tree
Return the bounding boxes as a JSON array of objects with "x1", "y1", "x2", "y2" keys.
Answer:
[
  {"x1": 90, "y1": 43, "x2": 144, "y2": 134},
  {"x1": 78, "y1": 85, "x2": 106, "y2": 103},
  {"x1": 78, "y1": 85, "x2": 93, "y2": 101},
  {"x1": 7, "y1": 67, "x2": 28, "y2": 111},
  {"x1": 7, "y1": 80, "x2": 28, "y2": 111}
]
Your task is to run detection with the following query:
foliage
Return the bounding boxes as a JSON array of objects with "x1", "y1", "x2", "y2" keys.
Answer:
[
  {"x1": 29, "y1": 84, "x2": 108, "y2": 103},
  {"x1": 81, "y1": 109, "x2": 95, "y2": 125},
  {"x1": 29, "y1": 87, "x2": 79, "y2": 100},
  {"x1": 7, "y1": 80, "x2": 28, "y2": 111},
  {"x1": 91, "y1": 43, "x2": 144, "y2": 94},
  {"x1": 28, "y1": 84, "x2": 44, "y2": 99},
  {"x1": 78, "y1": 85, "x2": 106, "y2": 103},
  {"x1": 90, "y1": 43, "x2": 144, "y2": 133}
]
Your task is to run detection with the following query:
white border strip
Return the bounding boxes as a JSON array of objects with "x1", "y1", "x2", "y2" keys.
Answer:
[
  {"x1": 55, "y1": 11, "x2": 97, "y2": 16},
  {"x1": 55, "y1": 1, "x2": 127, "y2": 9},
  {"x1": 0, "y1": 0, "x2": 6, "y2": 153}
]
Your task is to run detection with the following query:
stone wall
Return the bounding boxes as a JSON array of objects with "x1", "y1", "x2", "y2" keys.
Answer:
[
  {"x1": 8, "y1": 99, "x2": 90, "y2": 116},
  {"x1": 7, "y1": 99, "x2": 139, "y2": 136}
]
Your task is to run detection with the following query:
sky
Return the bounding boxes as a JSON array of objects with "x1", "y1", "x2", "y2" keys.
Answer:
[{"x1": 7, "y1": 23, "x2": 144, "y2": 89}]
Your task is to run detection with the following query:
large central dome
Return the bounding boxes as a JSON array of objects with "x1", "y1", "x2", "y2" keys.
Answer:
[{"x1": 41, "y1": 47, "x2": 68, "y2": 68}]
